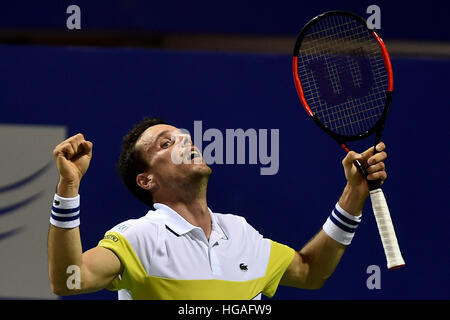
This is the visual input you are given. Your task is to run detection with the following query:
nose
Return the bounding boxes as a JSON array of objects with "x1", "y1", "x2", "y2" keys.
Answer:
[{"x1": 178, "y1": 133, "x2": 192, "y2": 146}]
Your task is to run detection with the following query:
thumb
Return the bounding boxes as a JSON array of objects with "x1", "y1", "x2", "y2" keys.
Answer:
[{"x1": 342, "y1": 151, "x2": 362, "y2": 169}]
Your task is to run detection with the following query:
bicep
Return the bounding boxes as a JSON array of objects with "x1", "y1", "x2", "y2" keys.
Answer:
[{"x1": 79, "y1": 246, "x2": 123, "y2": 294}]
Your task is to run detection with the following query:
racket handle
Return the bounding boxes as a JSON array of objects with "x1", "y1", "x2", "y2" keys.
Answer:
[
  {"x1": 369, "y1": 188, "x2": 405, "y2": 270},
  {"x1": 354, "y1": 159, "x2": 381, "y2": 191}
]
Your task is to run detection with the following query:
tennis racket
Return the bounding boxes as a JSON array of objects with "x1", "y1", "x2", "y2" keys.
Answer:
[{"x1": 292, "y1": 11, "x2": 405, "y2": 270}]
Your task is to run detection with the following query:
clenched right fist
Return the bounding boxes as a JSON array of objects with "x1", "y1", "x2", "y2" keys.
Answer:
[{"x1": 53, "y1": 133, "x2": 93, "y2": 197}]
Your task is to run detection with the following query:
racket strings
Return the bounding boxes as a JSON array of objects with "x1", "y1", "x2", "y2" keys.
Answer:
[{"x1": 296, "y1": 14, "x2": 388, "y2": 137}]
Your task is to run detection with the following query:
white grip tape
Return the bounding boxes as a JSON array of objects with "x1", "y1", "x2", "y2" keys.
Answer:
[{"x1": 370, "y1": 188, "x2": 405, "y2": 269}]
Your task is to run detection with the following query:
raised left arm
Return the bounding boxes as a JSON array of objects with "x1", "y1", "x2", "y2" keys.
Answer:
[{"x1": 280, "y1": 143, "x2": 387, "y2": 289}]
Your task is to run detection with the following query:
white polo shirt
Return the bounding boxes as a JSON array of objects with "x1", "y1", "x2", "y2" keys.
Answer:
[{"x1": 98, "y1": 203, "x2": 295, "y2": 300}]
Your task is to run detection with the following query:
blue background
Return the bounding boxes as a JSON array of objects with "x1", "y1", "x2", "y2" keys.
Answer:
[{"x1": 0, "y1": 0, "x2": 449, "y2": 299}]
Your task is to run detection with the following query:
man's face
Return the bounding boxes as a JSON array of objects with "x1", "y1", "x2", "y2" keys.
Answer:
[{"x1": 135, "y1": 124, "x2": 211, "y2": 190}]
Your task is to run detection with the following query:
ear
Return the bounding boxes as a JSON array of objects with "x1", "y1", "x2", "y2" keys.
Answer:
[{"x1": 136, "y1": 173, "x2": 158, "y2": 192}]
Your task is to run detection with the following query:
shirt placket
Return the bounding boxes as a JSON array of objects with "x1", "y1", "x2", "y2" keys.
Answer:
[
  {"x1": 208, "y1": 228, "x2": 223, "y2": 276},
  {"x1": 192, "y1": 228, "x2": 222, "y2": 276},
  {"x1": 208, "y1": 238, "x2": 222, "y2": 276}
]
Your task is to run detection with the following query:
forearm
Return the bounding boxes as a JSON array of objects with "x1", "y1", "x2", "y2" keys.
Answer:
[
  {"x1": 48, "y1": 180, "x2": 82, "y2": 295},
  {"x1": 48, "y1": 225, "x2": 83, "y2": 294},
  {"x1": 298, "y1": 185, "x2": 366, "y2": 288},
  {"x1": 338, "y1": 183, "x2": 368, "y2": 215}
]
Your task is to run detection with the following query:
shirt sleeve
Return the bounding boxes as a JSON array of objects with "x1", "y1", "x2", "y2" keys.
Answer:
[
  {"x1": 241, "y1": 217, "x2": 296, "y2": 298},
  {"x1": 97, "y1": 227, "x2": 148, "y2": 292},
  {"x1": 262, "y1": 240, "x2": 296, "y2": 298}
]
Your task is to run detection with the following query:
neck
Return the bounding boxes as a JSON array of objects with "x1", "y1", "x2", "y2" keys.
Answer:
[{"x1": 154, "y1": 179, "x2": 212, "y2": 238}]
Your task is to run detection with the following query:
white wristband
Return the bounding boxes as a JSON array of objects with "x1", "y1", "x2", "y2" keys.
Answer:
[
  {"x1": 322, "y1": 202, "x2": 361, "y2": 245},
  {"x1": 50, "y1": 194, "x2": 80, "y2": 228}
]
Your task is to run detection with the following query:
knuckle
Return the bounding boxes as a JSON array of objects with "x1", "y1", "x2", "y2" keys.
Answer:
[
  {"x1": 368, "y1": 162, "x2": 383, "y2": 174},
  {"x1": 348, "y1": 151, "x2": 358, "y2": 161},
  {"x1": 68, "y1": 133, "x2": 83, "y2": 143}
]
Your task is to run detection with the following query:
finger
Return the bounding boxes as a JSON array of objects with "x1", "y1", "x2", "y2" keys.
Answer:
[
  {"x1": 62, "y1": 133, "x2": 85, "y2": 146},
  {"x1": 72, "y1": 133, "x2": 85, "y2": 141},
  {"x1": 80, "y1": 140, "x2": 93, "y2": 157},
  {"x1": 366, "y1": 161, "x2": 385, "y2": 174},
  {"x1": 360, "y1": 142, "x2": 387, "y2": 162},
  {"x1": 367, "y1": 171, "x2": 387, "y2": 181},
  {"x1": 67, "y1": 133, "x2": 86, "y2": 157},
  {"x1": 53, "y1": 142, "x2": 75, "y2": 160},
  {"x1": 54, "y1": 134, "x2": 84, "y2": 155},
  {"x1": 375, "y1": 142, "x2": 386, "y2": 152},
  {"x1": 360, "y1": 146, "x2": 375, "y2": 161},
  {"x1": 367, "y1": 151, "x2": 387, "y2": 165}
]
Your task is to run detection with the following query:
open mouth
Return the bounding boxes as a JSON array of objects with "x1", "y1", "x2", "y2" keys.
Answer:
[
  {"x1": 189, "y1": 150, "x2": 200, "y2": 160},
  {"x1": 185, "y1": 149, "x2": 201, "y2": 161}
]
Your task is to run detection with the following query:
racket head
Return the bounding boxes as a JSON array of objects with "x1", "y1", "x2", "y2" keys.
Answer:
[{"x1": 292, "y1": 11, "x2": 393, "y2": 143}]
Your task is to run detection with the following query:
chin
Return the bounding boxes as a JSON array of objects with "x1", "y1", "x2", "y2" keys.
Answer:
[
  {"x1": 194, "y1": 162, "x2": 212, "y2": 174},
  {"x1": 189, "y1": 162, "x2": 212, "y2": 179}
]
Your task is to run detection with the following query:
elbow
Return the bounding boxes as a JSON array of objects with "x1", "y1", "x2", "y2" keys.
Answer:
[
  {"x1": 50, "y1": 282, "x2": 68, "y2": 296},
  {"x1": 49, "y1": 273, "x2": 67, "y2": 296},
  {"x1": 307, "y1": 280, "x2": 326, "y2": 290},
  {"x1": 302, "y1": 276, "x2": 328, "y2": 290},
  {"x1": 50, "y1": 274, "x2": 94, "y2": 296},
  {"x1": 49, "y1": 277, "x2": 76, "y2": 296},
  {"x1": 291, "y1": 275, "x2": 327, "y2": 290},
  {"x1": 50, "y1": 282, "x2": 82, "y2": 296}
]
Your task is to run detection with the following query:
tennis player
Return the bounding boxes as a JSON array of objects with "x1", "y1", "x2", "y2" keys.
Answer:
[{"x1": 48, "y1": 118, "x2": 387, "y2": 299}]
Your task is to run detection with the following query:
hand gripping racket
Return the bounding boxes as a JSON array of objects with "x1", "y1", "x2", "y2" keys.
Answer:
[{"x1": 292, "y1": 11, "x2": 405, "y2": 269}]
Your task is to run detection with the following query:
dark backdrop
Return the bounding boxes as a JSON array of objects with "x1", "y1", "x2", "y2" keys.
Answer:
[
  {"x1": 2, "y1": 1, "x2": 449, "y2": 41},
  {"x1": 0, "y1": 44, "x2": 448, "y2": 299}
]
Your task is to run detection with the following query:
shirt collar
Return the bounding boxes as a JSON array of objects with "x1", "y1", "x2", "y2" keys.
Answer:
[{"x1": 151, "y1": 203, "x2": 228, "y2": 241}]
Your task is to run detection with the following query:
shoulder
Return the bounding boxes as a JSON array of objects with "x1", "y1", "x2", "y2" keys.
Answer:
[
  {"x1": 214, "y1": 212, "x2": 264, "y2": 239},
  {"x1": 106, "y1": 212, "x2": 164, "y2": 243},
  {"x1": 214, "y1": 212, "x2": 247, "y2": 231},
  {"x1": 214, "y1": 212, "x2": 247, "y2": 226}
]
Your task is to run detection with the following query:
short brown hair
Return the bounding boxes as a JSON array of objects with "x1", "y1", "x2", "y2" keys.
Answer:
[{"x1": 117, "y1": 117, "x2": 166, "y2": 208}]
